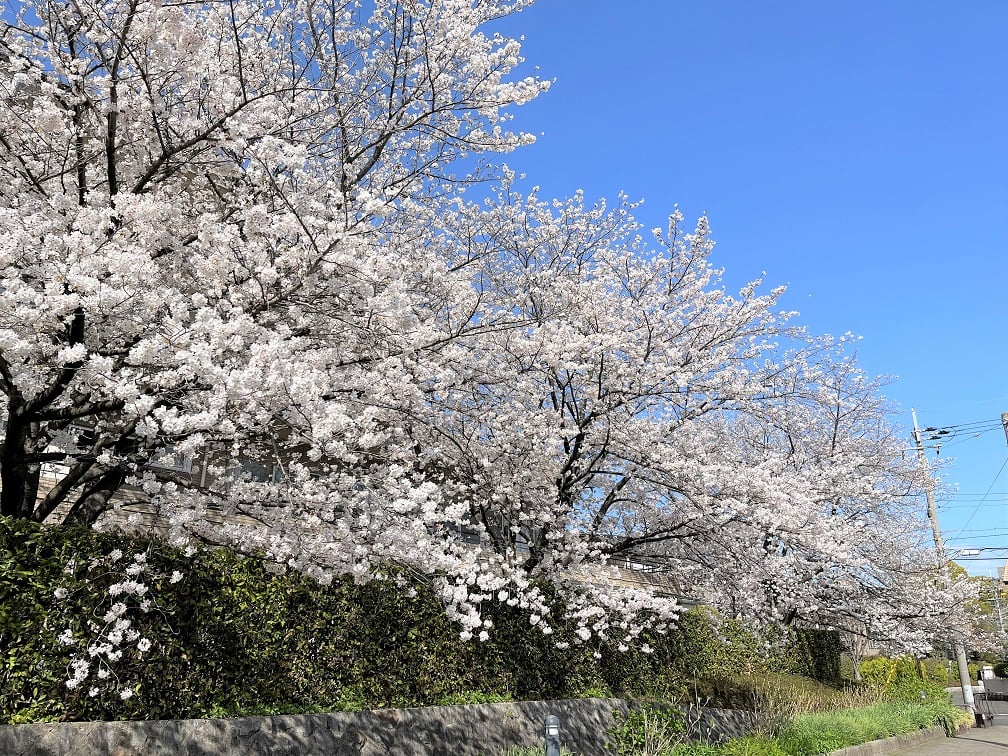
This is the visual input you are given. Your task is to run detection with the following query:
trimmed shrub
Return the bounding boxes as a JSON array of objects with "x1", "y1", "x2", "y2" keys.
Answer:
[
  {"x1": 1, "y1": 515, "x2": 848, "y2": 723},
  {"x1": 856, "y1": 656, "x2": 948, "y2": 704},
  {"x1": 920, "y1": 657, "x2": 951, "y2": 685},
  {"x1": 787, "y1": 628, "x2": 841, "y2": 685}
]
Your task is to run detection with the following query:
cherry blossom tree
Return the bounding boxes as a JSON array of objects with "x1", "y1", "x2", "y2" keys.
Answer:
[
  {"x1": 0, "y1": 0, "x2": 967, "y2": 651},
  {"x1": 400, "y1": 185, "x2": 971, "y2": 649},
  {"x1": 0, "y1": 0, "x2": 545, "y2": 523}
]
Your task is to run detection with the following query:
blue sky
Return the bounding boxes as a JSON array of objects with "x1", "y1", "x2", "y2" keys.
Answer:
[{"x1": 492, "y1": 1, "x2": 1008, "y2": 577}]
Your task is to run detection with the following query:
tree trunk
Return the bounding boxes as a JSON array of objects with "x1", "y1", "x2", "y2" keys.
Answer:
[
  {"x1": 0, "y1": 401, "x2": 40, "y2": 519},
  {"x1": 64, "y1": 468, "x2": 127, "y2": 527}
]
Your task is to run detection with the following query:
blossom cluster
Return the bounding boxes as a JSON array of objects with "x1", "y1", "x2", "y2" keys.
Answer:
[{"x1": 54, "y1": 548, "x2": 180, "y2": 700}]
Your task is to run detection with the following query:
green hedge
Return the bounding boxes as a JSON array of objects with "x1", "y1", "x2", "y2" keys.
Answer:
[
  {"x1": 0, "y1": 516, "x2": 845, "y2": 723},
  {"x1": 854, "y1": 656, "x2": 953, "y2": 706}
]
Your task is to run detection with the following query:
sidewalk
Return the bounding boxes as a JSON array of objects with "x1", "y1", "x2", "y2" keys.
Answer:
[{"x1": 891, "y1": 726, "x2": 1008, "y2": 755}]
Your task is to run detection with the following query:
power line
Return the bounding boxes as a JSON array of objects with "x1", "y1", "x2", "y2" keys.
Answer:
[
  {"x1": 922, "y1": 417, "x2": 1005, "y2": 434},
  {"x1": 943, "y1": 528, "x2": 1008, "y2": 536},
  {"x1": 951, "y1": 456, "x2": 1008, "y2": 537},
  {"x1": 914, "y1": 414, "x2": 1008, "y2": 541},
  {"x1": 915, "y1": 417, "x2": 1008, "y2": 453},
  {"x1": 913, "y1": 417, "x2": 1008, "y2": 455},
  {"x1": 941, "y1": 506, "x2": 1008, "y2": 511},
  {"x1": 954, "y1": 556, "x2": 1008, "y2": 561},
  {"x1": 944, "y1": 527, "x2": 1008, "y2": 536},
  {"x1": 940, "y1": 498, "x2": 1008, "y2": 504},
  {"x1": 941, "y1": 432, "x2": 999, "y2": 448},
  {"x1": 939, "y1": 492, "x2": 1008, "y2": 498}
]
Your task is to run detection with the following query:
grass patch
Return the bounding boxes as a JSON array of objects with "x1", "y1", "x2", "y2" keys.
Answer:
[
  {"x1": 711, "y1": 701, "x2": 966, "y2": 756},
  {"x1": 776, "y1": 700, "x2": 969, "y2": 754},
  {"x1": 644, "y1": 699, "x2": 971, "y2": 756}
]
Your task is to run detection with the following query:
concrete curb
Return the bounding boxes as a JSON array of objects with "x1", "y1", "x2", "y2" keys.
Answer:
[{"x1": 826, "y1": 726, "x2": 947, "y2": 756}]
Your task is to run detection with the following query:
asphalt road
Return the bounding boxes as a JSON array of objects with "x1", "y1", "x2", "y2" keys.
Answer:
[
  {"x1": 891, "y1": 725, "x2": 1008, "y2": 755},
  {"x1": 878, "y1": 685, "x2": 1008, "y2": 755}
]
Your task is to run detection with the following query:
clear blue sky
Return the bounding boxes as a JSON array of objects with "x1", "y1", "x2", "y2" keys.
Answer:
[{"x1": 491, "y1": 1, "x2": 1008, "y2": 577}]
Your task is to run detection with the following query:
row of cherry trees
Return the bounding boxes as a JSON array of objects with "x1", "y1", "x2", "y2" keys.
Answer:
[{"x1": 0, "y1": 0, "x2": 975, "y2": 654}]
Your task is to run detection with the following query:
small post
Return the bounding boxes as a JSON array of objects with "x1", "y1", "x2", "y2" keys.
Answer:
[{"x1": 544, "y1": 714, "x2": 561, "y2": 756}]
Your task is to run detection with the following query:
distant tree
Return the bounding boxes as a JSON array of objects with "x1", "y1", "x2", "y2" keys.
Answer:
[{"x1": 962, "y1": 571, "x2": 1008, "y2": 657}]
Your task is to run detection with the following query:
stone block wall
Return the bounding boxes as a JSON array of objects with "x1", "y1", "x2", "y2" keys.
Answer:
[{"x1": 0, "y1": 698, "x2": 756, "y2": 755}]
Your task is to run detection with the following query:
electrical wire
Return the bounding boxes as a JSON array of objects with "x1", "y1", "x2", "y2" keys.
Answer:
[
  {"x1": 923, "y1": 417, "x2": 1006, "y2": 433},
  {"x1": 946, "y1": 531, "x2": 1008, "y2": 539},
  {"x1": 939, "y1": 502, "x2": 1008, "y2": 510},
  {"x1": 950, "y1": 455, "x2": 1008, "y2": 537},
  {"x1": 940, "y1": 492, "x2": 1008, "y2": 498},
  {"x1": 917, "y1": 419, "x2": 1006, "y2": 455}
]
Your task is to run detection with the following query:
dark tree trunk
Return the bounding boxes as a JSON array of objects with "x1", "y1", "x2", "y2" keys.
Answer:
[
  {"x1": 64, "y1": 468, "x2": 127, "y2": 527},
  {"x1": 0, "y1": 400, "x2": 40, "y2": 519}
]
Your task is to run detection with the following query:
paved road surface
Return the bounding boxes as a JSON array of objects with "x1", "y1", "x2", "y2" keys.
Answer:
[
  {"x1": 888, "y1": 687, "x2": 1008, "y2": 755},
  {"x1": 892, "y1": 725, "x2": 1008, "y2": 755}
]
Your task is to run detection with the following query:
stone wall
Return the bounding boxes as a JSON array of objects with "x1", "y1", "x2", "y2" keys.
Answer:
[{"x1": 0, "y1": 698, "x2": 756, "y2": 756}]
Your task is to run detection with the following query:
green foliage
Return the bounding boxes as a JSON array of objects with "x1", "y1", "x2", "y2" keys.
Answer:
[
  {"x1": 777, "y1": 706, "x2": 896, "y2": 754},
  {"x1": 787, "y1": 628, "x2": 841, "y2": 685},
  {"x1": 671, "y1": 744, "x2": 723, "y2": 756},
  {"x1": 1, "y1": 515, "x2": 848, "y2": 724},
  {"x1": 608, "y1": 704, "x2": 688, "y2": 756},
  {"x1": 919, "y1": 657, "x2": 950, "y2": 685},
  {"x1": 712, "y1": 735, "x2": 788, "y2": 756},
  {"x1": 0, "y1": 515, "x2": 179, "y2": 723},
  {"x1": 924, "y1": 700, "x2": 974, "y2": 736},
  {"x1": 857, "y1": 656, "x2": 900, "y2": 687},
  {"x1": 670, "y1": 612, "x2": 841, "y2": 686},
  {"x1": 693, "y1": 672, "x2": 849, "y2": 720},
  {"x1": 10, "y1": 513, "x2": 961, "y2": 756},
  {"x1": 667, "y1": 700, "x2": 969, "y2": 756},
  {"x1": 1, "y1": 516, "x2": 473, "y2": 722},
  {"x1": 497, "y1": 746, "x2": 578, "y2": 756},
  {"x1": 856, "y1": 656, "x2": 948, "y2": 704},
  {"x1": 775, "y1": 701, "x2": 969, "y2": 755},
  {"x1": 573, "y1": 684, "x2": 614, "y2": 699}
]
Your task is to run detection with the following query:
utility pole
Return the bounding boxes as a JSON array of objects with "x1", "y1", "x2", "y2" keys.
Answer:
[{"x1": 912, "y1": 409, "x2": 975, "y2": 715}]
